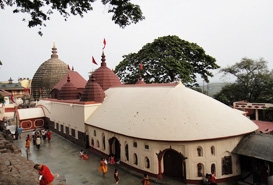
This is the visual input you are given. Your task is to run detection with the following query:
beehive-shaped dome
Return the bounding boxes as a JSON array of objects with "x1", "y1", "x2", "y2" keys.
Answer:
[
  {"x1": 80, "y1": 75, "x2": 105, "y2": 103},
  {"x1": 91, "y1": 52, "x2": 121, "y2": 91},
  {"x1": 31, "y1": 44, "x2": 69, "y2": 100},
  {"x1": 58, "y1": 75, "x2": 79, "y2": 100}
]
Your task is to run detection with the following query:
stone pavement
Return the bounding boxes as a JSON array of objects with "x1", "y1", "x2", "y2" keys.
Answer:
[
  {"x1": 14, "y1": 131, "x2": 184, "y2": 185},
  {"x1": 5, "y1": 131, "x2": 245, "y2": 185}
]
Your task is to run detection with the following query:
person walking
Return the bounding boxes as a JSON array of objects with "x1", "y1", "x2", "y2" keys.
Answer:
[
  {"x1": 41, "y1": 129, "x2": 47, "y2": 142},
  {"x1": 34, "y1": 164, "x2": 55, "y2": 185},
  {"x1": 17, "y1": 126, "x2": 23, "y2": 139},
  {"x1": 114, "y1": 169, "x2": 119, "y2": 184},
  {"x1": 25, "y1": 134, "x2": 31, "y2": 153},
  {"x1": 36, "y1": 136, "x2": 41, "y2": 150},
  {"x1": 141, "y1": 174, "x2": 151, "y2": 185},
  {"x1": 46, "y1": 130, "x2": 52, "y2": 143},
  {"x1": 98, "y1": 158, "x2": 108, "y2": 177}
]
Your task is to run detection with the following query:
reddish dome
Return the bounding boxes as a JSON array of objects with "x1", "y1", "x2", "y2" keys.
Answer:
[
  {"x1": 58, "y1": 75, "x2": 79, "y2": 100},
  {"x1": 80, "y1": 75, "x2": 105, "y2": 103},
  {"x1": 92, "y1": 52, "x2": 121, "y2": 91}
]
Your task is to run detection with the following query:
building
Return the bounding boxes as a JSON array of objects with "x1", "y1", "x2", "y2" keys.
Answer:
[
  {"x1": 31, "y1": 44, "x2": 69, "y2": 100},
  {"x1": 13, "y1": 49, "x2": 261, "y2": 184}
]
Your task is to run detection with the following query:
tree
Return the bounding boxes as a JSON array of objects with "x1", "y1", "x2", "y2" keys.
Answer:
[
  {"x1": 0, "y1": 0, "x2": 145, "y2": 35},
  {"x1": 0, "y1": 94, "x2": 4, "y2": 104},
  {"x1": 215, "y1": 57, "x2": 273, "y2": 104},
  {"x1": 114, "y1": 35, "x2": 219, "y2": 86}
]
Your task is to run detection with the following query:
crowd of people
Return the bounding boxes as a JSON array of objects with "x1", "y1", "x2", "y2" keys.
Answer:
[
  {"x1": 24, "y1": 128, "x2": 52, "y2": 152},
  {"x1": 20, "y1": 127, "x2": 155, "y2": 185}
]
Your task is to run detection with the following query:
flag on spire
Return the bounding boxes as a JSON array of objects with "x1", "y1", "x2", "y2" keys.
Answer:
[
  {"x1": 139, "y1": 62, "x2": 143, "y2": 70},
  {"x1": 102, "y1": 38, "x2": 106, "y2": 49},
  {"x1": 92, "y1": 56, "x2": 98, "y2": 65}
]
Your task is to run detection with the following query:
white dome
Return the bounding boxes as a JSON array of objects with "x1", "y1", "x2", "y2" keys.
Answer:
[{"x1": 86, "y1": 82, "x2": 258, "y2": 141}]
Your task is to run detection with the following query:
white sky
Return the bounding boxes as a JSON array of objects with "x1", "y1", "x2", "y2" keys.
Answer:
[{"x1": 0, "y1": 0, "x2": 272, "y2": 84}]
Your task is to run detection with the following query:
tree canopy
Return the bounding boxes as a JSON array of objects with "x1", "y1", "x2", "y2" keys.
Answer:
[
  {"x1": 214, "y1": 57, "x2": 273, "y2": 105},
  {"x1": 0, "y1": 0, "x2": 145, "y2": 35},
  {"x1": 114, "y1": 35, "x2": 219, "y2": 86}
]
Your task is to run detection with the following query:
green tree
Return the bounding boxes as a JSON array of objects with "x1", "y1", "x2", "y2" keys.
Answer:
[
  {"x1": 0, "y1": 0, "x2": 145, "y2": 35},
  {"x1": 114, "y1": 35, "x2": 219, "y2": 86},
  {"x1": 0, "y1": 94, "x2": 4, "y2": 103},
  {"x1": 215, "y1": 57, "x2": 273, "y2": 104}
]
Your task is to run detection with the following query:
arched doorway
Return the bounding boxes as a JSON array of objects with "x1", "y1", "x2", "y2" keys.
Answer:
[
  {"x1": 163, "y1": 149, "x2": 186, "y2": 181},
  {"x1": 109, "y1": 137, "x2": 121, "y2": 160}
]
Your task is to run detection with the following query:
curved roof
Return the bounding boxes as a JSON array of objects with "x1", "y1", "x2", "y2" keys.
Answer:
[
  {"x1": 31, "y1": 45, "x2": 68, "y2": 100},
  {"x1": 80, "y1": 75, "x2": 105, "y2": 103},
  {"x1": 86, "y1": 82, "x2": 258, "y2": 141},
  {"x1": 91, "y1": 52, "x2": 121, "y2": 91},
  {"x1": 53, "y1": 69, "x2": 87, "y2": 90},
  {"x1": 58, "y1": 75, "x2": 79, "y2": 100}
]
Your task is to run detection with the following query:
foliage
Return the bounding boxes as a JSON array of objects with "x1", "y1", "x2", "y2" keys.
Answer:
[
  {"x1": 215, "y1": 58, "x2": 273, "y2": 104},
  {"x1": 114, "y1": 35, "x2": 219, "y2": 87},
  {"x1": 0, "y1": 0, "x2": 145, "y2": 36},
  {"x1": 0, "y1": 94, "x2": 4, "y2": 103},
  {"x1": 264, "y1": 107, "x2": 273, "y2": 122}
]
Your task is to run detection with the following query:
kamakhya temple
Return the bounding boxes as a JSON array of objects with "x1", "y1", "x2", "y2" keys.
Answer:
[{"x1": 13, "y1": 45, "x2": 273, "y2": 184}]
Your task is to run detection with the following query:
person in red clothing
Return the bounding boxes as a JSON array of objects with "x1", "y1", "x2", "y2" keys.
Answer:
[
  {"x1": 34, "y1": 164, "x2": 55, "y2": 185},
  {"x1": 209, "y1": 174, "x2": 217, "y2": 185},
  {"x1": 46, "y1": 130, "x2": 52, "y2": 143}
]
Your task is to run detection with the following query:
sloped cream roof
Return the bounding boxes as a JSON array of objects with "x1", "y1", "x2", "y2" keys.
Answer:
[
  {"x1": 86, "y1": 82, "x2": 258, "y2": 141},
  {"x1": 17, "y1": 107, "x2": 45, "y2": 120}
]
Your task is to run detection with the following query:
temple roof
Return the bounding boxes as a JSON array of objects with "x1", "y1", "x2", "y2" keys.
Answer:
[{"x1": 91, "y1": 52, "x2": 121, "y2": 91}]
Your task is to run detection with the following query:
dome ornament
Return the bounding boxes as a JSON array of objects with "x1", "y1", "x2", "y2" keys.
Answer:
[{"x1": 51, "y1": 41, "x2": 58, "y2": 58}]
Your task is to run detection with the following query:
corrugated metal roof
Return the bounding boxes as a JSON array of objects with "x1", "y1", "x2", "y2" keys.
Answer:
[{"x1": 232, "y1": 133, "x2": 273, "y2": 162}]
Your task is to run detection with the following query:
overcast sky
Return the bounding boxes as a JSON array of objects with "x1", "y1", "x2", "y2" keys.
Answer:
[{"x1": 0, "y1": 0, "x2": 272, "y2": 84}]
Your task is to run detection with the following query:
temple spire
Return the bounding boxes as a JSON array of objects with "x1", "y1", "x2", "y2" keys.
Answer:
[{"x1": 51, "y1": 41, "x2": 58, "y2": 58}]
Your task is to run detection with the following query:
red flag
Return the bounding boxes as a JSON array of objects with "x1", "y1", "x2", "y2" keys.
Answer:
[
  {"x1": 102, "y1": 38, "x2": 106, "y2": 49},
  {"x1": 10, "y1": 95, "x2": 15, "y2": 103},
  {"x1": 139, "y1": 62, "x2": 143, "y2": 70},
  {"x1": 92, "y1": 56, "x2": 98, "y2": 65}
]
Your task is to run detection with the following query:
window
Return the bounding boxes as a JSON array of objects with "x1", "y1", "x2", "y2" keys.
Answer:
[
  {"x1": 211, "y1": 146, "x2": 215, "y2": 155},
  {"x1": 145, "y1": 157, "x2": 150, "y2": 169},
  {"x1": 91, "y1": 138, "x2": 94, "y2": 147},
  {"x1": 197, "y1": 163, "x2": 204, "y2": 177},
  {"x1": 65, "y1": 126, "x2": 69, "y2": 135},
  {"x1": 197, "y1": 146, "x2": 203, "y2": 157},
  {"x1": 97, "y1": 140, "x2": 100, "y2": 148},
  {"x1": 71, "y1": 128, "x2": 75, "y2": 137},
  {"x1": 211, "y1": 163, "x2": 216, "y2": 174},
  {"x1": 144, "y1": 144, "x2": 149, "y2": 150},
  {"x1": 102, "y1": 133, "x2": 105, "y2": 150},
  {"x1": 93, "y1": 130, "x2": 96, "y2": 136},
  {"x1": 222, "y1": 156, "x2": 232, "y2": 175},
  {"x1": 133, "y1": 141, "x2": 137, "y2": 148},
  {"x1": 125, "y1": 144, "x2": 129, "y2": 161},
  {"x1": 133, "y1": 153, "x2": 138, "y2": 165}
]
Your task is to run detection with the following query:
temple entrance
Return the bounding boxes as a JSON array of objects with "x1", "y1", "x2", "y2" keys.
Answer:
[
  {"x1": 163, "y1": 149, "x2": 186, "y2": 182},
  {"x1": 109, "y1": 137, "x2": 121, "y2": 161}
]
